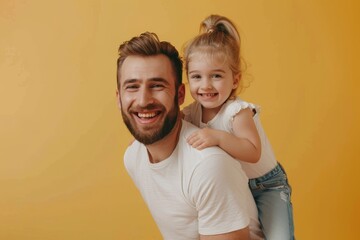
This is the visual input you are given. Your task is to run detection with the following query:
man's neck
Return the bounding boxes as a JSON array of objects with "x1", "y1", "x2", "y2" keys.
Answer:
[{"x1": 146, "y1": 118, "x2": 182, "y2": 164}]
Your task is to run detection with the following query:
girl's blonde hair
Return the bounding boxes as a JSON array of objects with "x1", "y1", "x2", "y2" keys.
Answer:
[{"x1": 184, "y1": 14, "x2": 246, "y2": 96}]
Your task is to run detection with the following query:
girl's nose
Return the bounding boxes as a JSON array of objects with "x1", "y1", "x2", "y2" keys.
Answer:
[{"x1": 201, "y1": 79, "x2": 213, "y2": 90}]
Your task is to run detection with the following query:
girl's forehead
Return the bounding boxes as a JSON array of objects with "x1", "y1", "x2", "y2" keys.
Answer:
[{"x1": 188, "y1": 50, "x2": 229, "y2": 66}]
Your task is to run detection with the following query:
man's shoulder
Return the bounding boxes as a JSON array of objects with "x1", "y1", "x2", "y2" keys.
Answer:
[
  {"x1": 181, "y1": 120, "x2": 234, "y2": 156},
  {"x1": 195, "y1": 148, "x2": 244, "y2": 178},
  {"x1": 124, "y1": 140, "x2": 143, "y2": 166},
  {"x1": 125, "y1": 140, "x2": 142, "y2": 154},
  {"x1": 180, "y1": 121, "x2": 241, "y2": 172}
]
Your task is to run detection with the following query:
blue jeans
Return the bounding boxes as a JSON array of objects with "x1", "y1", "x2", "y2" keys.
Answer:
[{"x1": 248, "y1": 163, "x2": 295, "y2": 240}]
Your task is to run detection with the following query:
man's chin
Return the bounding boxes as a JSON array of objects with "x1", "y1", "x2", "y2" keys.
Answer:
[
  {"x1": 133, "y1": 133, "x2": 163, "y2": 145},
  {"x1": 130, "y1": 125, "x2": 164, "y2": 145},
  {"x1": 132, "y1": 122, "x2": 175, "y2": 145}
]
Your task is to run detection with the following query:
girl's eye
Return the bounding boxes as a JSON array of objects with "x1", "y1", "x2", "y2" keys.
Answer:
[
  {"x1": 212, "y1": 74, "x2": 222, "y2": 79},
  {"x1": 190, "y1": 74, "x2": 201, "y2": 80}
]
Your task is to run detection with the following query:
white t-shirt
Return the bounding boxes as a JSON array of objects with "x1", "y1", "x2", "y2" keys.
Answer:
[
  {"x1": 124, "y1": 120, "x2": 263, "y2": 240},
  {"x1": 183, "y1": 98, "x2": 278, "y2": 179}
]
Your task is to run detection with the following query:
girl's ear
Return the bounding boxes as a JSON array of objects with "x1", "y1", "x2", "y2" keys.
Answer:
[{"x1": 233, "y1": 73, "x2": 241, "y2": 89}]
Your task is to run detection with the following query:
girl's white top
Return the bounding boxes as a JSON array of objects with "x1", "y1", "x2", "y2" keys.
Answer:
[{"x1": 183, "y1": 97, "x2": 277, "y2": 179}]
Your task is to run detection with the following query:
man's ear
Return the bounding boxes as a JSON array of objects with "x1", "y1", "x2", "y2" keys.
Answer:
[
  {"x1": 116, "y1": 90, "x2": 121, "y2": 110},
  {"x1": 177, "y1": 84, "x2": 185, "y2": 105}
]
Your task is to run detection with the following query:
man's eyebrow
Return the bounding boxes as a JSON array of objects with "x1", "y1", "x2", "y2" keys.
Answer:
[
  {"x1": 123, "y1": 79, "x2": 139, "y2": 85},
  {"x1": 122, "y1": 78, "x2": 171, "y2": 86},
  {"x1": 149, "y1": 78, "x2": 170, "y2": 85}
]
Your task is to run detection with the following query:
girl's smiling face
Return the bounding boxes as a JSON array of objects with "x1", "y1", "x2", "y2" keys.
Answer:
[{"x1": 187, "y1": 52, "x2": 239, "y2": 111}]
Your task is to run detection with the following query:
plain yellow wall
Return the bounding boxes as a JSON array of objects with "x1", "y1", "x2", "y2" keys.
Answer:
[{"x1": 1, "y1": 0, "x2": 359, "y2": 239}]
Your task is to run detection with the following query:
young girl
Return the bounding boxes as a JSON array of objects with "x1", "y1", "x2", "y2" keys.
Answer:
[{"x1": 182, "y1": 14, "x2": 295, "y2": 240}]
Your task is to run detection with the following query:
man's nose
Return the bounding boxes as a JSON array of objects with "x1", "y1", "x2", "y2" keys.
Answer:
[{"x1": 138, "y1": 88, "x2": 154, "y2": 106}]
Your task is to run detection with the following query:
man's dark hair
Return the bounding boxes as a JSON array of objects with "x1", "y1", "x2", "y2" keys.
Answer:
[{"x1": 117, "y1": 32, "x2": 183, "y2": 90}]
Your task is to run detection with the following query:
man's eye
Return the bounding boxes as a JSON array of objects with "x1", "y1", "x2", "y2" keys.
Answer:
[
  {"x1": 125, "y1": 85, "x2": 139, "y2": 90},
  {"x1": 151, "y1": 84, "x2": 164, "y2": 89}
]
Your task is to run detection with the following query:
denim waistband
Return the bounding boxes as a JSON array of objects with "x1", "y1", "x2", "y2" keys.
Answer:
[{"x1": 249, "y1": 162, "x2": 285, "y2": 183}]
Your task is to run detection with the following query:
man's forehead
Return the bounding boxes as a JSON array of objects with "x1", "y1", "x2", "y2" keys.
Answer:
[
  {"x1": 120, "y1": 55, "x2": 175, "y2": 84},
  {"x1": 122, "y1": 77, "x2": 170, "y2": 86}
]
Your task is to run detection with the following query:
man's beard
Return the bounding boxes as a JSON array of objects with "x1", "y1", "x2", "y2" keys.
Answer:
[{"x1": 121, "y1": 96, "x2": 179, "y2": 145}]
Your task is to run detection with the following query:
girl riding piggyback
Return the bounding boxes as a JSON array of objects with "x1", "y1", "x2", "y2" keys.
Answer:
[{"x1": 182, "y1": 14, "x2": 295, "y2": 240}]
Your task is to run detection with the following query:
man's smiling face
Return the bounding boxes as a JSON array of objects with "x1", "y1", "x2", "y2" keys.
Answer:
[{"x1": 118, "y1": 54, "x2": 180, "y2": 145}]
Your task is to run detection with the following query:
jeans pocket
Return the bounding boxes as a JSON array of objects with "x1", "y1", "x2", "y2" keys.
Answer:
[{"x1": 260, "y1": 173, "x2": 288, "y2": 190}]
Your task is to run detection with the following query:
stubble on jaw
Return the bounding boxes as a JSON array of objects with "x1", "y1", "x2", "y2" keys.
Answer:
[{"x1": 120, "y1": 96, "x2": 179, "y2": 145}]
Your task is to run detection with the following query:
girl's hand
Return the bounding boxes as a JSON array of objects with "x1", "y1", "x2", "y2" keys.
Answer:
[{"x1": 186, "y1": 128, "x2": 220, "y2": 150}]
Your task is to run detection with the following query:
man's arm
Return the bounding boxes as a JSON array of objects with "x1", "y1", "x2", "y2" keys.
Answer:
[{"x1": 200, "y1": 227, "x2": 250, "y2": 240}]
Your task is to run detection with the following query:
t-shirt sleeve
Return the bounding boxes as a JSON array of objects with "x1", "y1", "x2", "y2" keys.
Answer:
[
  {"x1": 188, "y1": 153, "x2": 251, "y2": 235},
  {"x1": 227, "y1": 99, "x2": 260, "y2": 121}
]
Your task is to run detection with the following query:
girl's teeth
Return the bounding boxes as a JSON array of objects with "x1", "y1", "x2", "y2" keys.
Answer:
[{"x1": 202, "y1": 93, "x2": 216, "y2": 97}]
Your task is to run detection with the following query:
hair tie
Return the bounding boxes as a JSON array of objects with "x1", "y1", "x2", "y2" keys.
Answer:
[{"x1": 207, "y1": 28, "x2": 214, "y2": 33}]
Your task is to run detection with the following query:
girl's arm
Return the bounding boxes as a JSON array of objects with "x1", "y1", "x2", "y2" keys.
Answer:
[{"x1": 187, "y1": 108, "x2": 261, "y2": 163}]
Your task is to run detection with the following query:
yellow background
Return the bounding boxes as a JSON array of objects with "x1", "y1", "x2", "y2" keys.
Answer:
[{"x1": 1, "y1": 0, "x2": 359, "y2": 239}]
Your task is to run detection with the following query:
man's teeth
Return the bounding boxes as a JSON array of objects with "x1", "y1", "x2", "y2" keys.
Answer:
[{"x1": 138, "y1": 112, "x2": 156, "y2": 118}]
